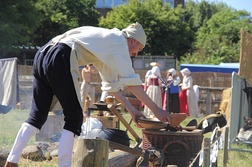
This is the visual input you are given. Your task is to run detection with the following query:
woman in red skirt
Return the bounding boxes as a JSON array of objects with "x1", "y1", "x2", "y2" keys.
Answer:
[{"x1": 179, "y1": 84, "x2": 189, "y2": 116}]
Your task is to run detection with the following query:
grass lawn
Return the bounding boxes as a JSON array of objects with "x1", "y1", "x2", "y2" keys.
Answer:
[{"x1": 1, "y1": 109, "x2": 252, "y2": 167}]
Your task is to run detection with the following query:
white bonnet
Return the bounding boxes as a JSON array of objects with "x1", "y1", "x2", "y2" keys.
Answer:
[
  {"x1": 122, "y1": 22, "x2": 146, "y2": 46},
  {"x1": 168, "y1": 68, "x2": 176, "y2": 75},
  {"x1": 151, "y1": 66, "x2": 160, "y2": 76},
  {"x1": 180, "y1": 68, "x2": 191, "y2": 75}
]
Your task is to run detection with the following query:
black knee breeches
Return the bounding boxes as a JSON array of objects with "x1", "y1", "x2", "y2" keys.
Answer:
[{"x1": 26, "y1": 42, "x2": 83, "y2": 136}]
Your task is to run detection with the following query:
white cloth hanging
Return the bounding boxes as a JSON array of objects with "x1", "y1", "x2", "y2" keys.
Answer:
[
  {"x1": 0, "y1": 58, "x2": 18, "y2": 110},
  {"x1": 199, "y1": 126, "x2": 221, "y2": 167}
]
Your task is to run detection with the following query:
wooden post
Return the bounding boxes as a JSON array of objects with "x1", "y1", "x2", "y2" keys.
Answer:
[
  {"x1": 203, "y1": 138, "x2": 210, "y2": 167},
  {"x1": 211, "y1": 130, "x2": 222, "y2": 167},
  {"x1": 206, "y1": 90, "x2": 212, "y2": 115},
  {"x1": 72, "y1": 138, "x2": 109, "y2": 167},
  {"x1": 84, "y1": 97, "x2": 90, "y2": 113},
  {"x1": 223, "y1": 127, "x2": 229, "y2": 166}
]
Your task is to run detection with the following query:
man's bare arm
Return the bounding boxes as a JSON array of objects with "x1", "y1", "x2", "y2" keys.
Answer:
[
  {"x1": 127, "y1": 85, "x2": 170, "y2": 122},
  {"x1": 111, "y1": 91, "x2": 145, "y2": 127}
]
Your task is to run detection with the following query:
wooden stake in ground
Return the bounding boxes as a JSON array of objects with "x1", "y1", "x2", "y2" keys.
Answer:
[
  {"x1": 203, "y1": 138, "x2": 210, "y2": 167},
  {"x1": 72, "y1": 138, "x2": 109, "y2": 167},
  {"x1": 223, "y1": 127, "x2": 229, "y2": 166}
]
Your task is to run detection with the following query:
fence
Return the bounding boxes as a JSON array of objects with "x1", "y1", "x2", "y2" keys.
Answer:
[
  {"x1": 198, "y1": 86, "x2": 228, "y2": 115},
  {"x1": 16, "y1": 65, "x2": 231, "y2": 114}
]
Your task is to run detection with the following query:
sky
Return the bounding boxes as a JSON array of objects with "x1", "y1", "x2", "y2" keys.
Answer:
[
  {"x1": 95, "y1": 0, "x2": 252, "y2": 14},
  {"x1": 199, "y1": 0, "x2": 252, "y2": 14}
]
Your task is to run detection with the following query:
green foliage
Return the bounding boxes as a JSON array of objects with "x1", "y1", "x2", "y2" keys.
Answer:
[
  {"x1": 33, "y1": 0, "x2": 100, "y2": 45},
  {"x1": 180, "y1": 48, "x2": 225, "y2": 64},
  {"x1": 191, "y1": 9, "x2": 252, "y2": 64},
  {"x1": 0, "y1": 109, "x2": 35, "y2": 148},
  {"x1": 0, "y1": 0, "x2": 40, "y2": 54},
  {"x1": 99, "y1": 0, "x2": 193, "y2": 58},
  {"x1": 180, "y1": 1, "x2": 252, "y2": 64},
  {"x1": 185, "y1": 0, "x2": 229, "y2": 31},
  {"x1": 1, "y1": 0, "x2": 252, "y2": 64}
]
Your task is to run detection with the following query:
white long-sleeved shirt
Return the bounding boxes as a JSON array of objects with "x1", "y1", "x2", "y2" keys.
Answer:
[{"x1": 50, "y1": 26, "x2": 142, "y2": 104}]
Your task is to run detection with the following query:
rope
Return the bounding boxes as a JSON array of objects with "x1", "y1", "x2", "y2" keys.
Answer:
[{"x1": 188, "y1": 146, "x2": 202, "y2": 167}]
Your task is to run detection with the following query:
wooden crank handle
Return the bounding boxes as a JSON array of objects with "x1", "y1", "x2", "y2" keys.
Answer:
[
  {"x1": 107, "y1": 103, "x2": 142, "y2": 144},
  {"x1": 109, "y1": 141, "x2": 144, "y2": 157}
]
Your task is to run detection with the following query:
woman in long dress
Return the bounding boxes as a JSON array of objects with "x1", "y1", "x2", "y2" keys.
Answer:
[
  {"x1": 143, "y1": 62, "x2": 161, "y2": 107},
  {"x1": 180, "y1": 68, "x2": 200, "y2": 117},
  {"x1": 179, "y1": 84, "x2": 188, "y2": 115},
  {"x1": 144, "y1": 66, "x2": 163, "y2": 117},
  {"x1": 163, "y1": 68, "x2": 181, "y2": 113}
]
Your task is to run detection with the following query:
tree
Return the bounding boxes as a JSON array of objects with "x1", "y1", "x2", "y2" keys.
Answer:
[
  {"x1": 33, "y1": 0, "x2": 100, "y2": 46},
  {"x1": 184, "y1": 0, "x2": 228, "y2": 32},
  {"x1": 182, "y1": 8, "x2": 252, "y2": 64},
  {"x1": 181, "y1": 1, "x2": 252, "y2": 64},
  {"x1": 0, "y1": 0, "x2": 40, "y2": 54},
  {"x1": 99, "y1": 0, "x2": 193, "y2": 59}
]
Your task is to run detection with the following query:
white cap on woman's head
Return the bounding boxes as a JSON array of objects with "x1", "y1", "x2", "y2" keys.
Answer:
[
  {"x1": 151, "y1": 66, "x2": 160, "y2": 76},
  {"x1": 181, "y1": 68, "x2": 191, "y2": 75},
  {"x1": 122, "y1": 22, "x2": 147, "y2": 46},
  {"x1": 168, "y1": 68, "x2": 176, "y2": 75}
]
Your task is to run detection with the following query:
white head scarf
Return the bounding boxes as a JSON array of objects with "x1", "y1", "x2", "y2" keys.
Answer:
[
  {"x1": 122, "y1": 22, "x2": 147, "y2": 46},
  {"x1": 151, "y1": 66, "x2": 160, "y2": 76},
  {"x1": 181, "y1": 68, "x2": 191, "y2": 76},
  {"x1": 168, "y1": 68, "x2": 176, "y2": 75}
]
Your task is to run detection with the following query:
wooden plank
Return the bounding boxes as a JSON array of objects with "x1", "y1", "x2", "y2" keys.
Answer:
[{"x1": 239, "y1": 30, "x2": 252, "y2": 84}]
